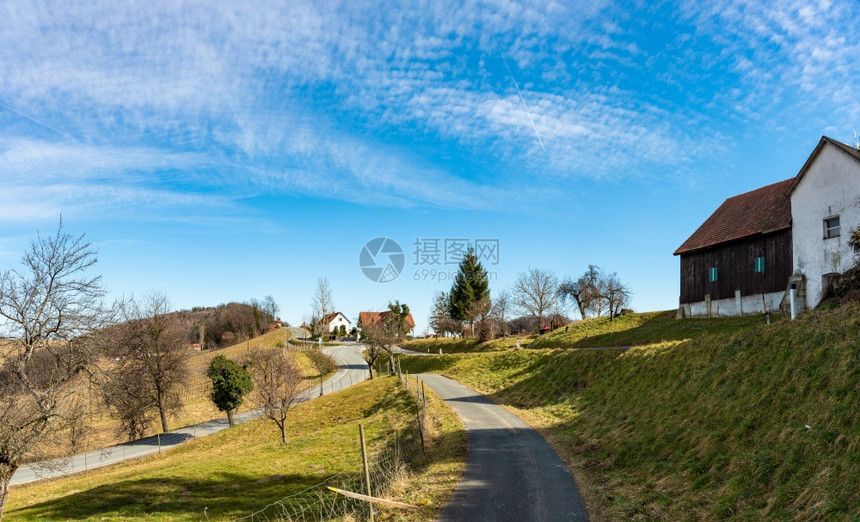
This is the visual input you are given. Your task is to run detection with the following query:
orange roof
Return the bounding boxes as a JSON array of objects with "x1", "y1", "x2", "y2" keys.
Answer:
[
  {"x1": 674, "y1": 178, "x2": 794, "y2": 255},
  {"x1": 358, "y1": 311, "x2": 415, "y2": 328}
]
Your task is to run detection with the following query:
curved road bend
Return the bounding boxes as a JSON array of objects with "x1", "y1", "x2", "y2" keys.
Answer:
[
  {"x1": 11, "y1": 343, "x2": 371, "y2": 486},
  {"x1": 419, "y1": 373, "x2": 588, "y2": 522}
]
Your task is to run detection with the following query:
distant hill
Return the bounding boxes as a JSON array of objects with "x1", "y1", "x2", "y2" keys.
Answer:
[{"x1": 172, "y1": 302, "x2": 278, "y2": 350}]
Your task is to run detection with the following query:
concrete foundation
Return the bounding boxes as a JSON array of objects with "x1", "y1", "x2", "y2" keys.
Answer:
[{"x1": 680, "y1": 291, "x2": 785, "y2": 318}]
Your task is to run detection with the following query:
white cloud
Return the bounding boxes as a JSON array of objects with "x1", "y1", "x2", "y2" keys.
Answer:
[
  {"x1": 1, "y1": 0, "x2": 856, "y2": 223},
  {"x1": 681, "y1": 0, "x2": 860, "y2": 122}
]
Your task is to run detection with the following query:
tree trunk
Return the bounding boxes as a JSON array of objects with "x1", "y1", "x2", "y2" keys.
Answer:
[
  {"x1": 279, "y1": 423, "x2": 286, "y2": 444},
  {"x1": 366, "y1": 362, "x2": 374, "y2": 379},
  {"x1": 158, "y1": 395, "x2": 169, "y2": 434},
  {"x1": 387, "y1": 352, "x2": 395, "y2": 375},
  {"x1": 0, "y1": 463, "x2": 16, "y2": 521},
  {"x1": 227, "y1": 409, "x2": 235, "y2": 427},
  {"x1": 319, "y1": 376, "x2": 324, "y2": 397}
]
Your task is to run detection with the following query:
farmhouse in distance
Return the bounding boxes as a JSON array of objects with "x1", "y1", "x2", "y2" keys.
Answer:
[{"x1": 675, "y1": 136, "x2": 860, "y2": 317}]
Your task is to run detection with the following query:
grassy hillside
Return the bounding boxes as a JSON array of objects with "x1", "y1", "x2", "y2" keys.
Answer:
[
  {"x1": 7, "y1": 377, "x2": 466, "y2": 521},
  {"x1": 44, "y1": 328, "x2": 308, "y2": 460},
  {"x1": 400, "y1": 303, "x2": 860, "y2": 520},
  {"x1": 404, "y1": 334, "x2": 534, "y2": 353},
  {"x1": 405, "y1": 310, "x2": 779, "y2": 354},
  {"x1": 530, "y1": 310, "x2": 783, "y2": 349}
]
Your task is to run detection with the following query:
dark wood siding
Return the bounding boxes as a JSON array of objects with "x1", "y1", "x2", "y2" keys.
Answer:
[{"x1": 679, "y1": 228, "x2": 792, "y2": 304}]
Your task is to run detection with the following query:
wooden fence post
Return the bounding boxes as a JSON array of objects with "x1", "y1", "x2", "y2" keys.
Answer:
[{"x1": 359, "y1": 423, "x2": 374, "y2": 522}]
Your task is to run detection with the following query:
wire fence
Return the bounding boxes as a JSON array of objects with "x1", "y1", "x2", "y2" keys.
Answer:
[
  {"x1": 231, "y1": 437, "x2": 408, "y2": 522},
  {"x1": 231, "y1": 366, "x2": 426, "y2": 522}
]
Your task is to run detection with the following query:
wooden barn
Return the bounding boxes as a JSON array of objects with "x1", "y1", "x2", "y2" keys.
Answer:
[{"x1": 674, "y1": 178, "x2": 795, "y2": 317}]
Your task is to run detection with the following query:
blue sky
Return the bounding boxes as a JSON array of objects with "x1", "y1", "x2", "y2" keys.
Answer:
[{"x1": 2, "y1": 0, "x2": 859, "y2": 332}]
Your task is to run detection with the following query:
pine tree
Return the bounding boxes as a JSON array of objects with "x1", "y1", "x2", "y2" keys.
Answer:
[{"x1": 447, "y1": 248, "x2": 490, "y2": 335}]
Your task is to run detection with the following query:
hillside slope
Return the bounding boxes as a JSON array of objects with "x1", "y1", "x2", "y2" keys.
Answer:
[
  {"x1": 401, "y1": 303, "x2": 860, "y2": 520},
  {"x1": 7, "y1": 377, "x2": 466, "y2": 521}
]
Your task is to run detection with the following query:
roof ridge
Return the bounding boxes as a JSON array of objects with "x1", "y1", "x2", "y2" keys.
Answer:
[{"x1": 674, "y1": 178, "x2": 793, "y2": 255}]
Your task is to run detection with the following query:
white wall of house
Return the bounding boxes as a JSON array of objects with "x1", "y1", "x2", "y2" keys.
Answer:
[
  {"x1": 326, "y1": 313, "x2": 351, "y2": 333},
  {"x1": 791, "y1": 144, "x2": 860, "y2": 309},
  {"x1": 681, "y1": 290, "x2": 785, "y2": 318}
]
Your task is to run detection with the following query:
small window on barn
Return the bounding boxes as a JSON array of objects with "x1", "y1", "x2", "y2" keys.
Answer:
[
  {"x1": 708, "y1": 267, "x2": 718, "y2": 282},
  {"x1": 824, "y1": 216, "x2": 840, "y2": 239},
  {"x1": 754, "y1": 256, "x2": 765, "y2": 273}
]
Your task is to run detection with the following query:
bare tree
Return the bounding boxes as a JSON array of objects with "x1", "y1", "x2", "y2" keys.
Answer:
[
  {"x1": 103, "y1": 292, "x2": 190, "y2": 436},
  {"x1": 468, "y1": 296, "x2": 493, "y2": 342},
  {"x1": 512, "y1": 268, "x2": 559, "y2": 331},
  {"x1": 246, "y1": 347, "x2": 303, "y2": 443},
  {"x1": 559, "y1": 266, "x2": 632, "y2": 321},
  {"x1": 311, "y1": 278, "x2": 334, "y2": 337},
  {"x1": 430, "y1": 291, "x2": 460, "y2": 337},
  {"x1": 359, "y1": 320, "x2": 393, "y2": 378},
  {"x1": 490, "y1": 289, "x2": 512, "y2": 337},
  {"x1": 306, "y1": 348, "x2": 337, "y2": 396},
  {"x1": 0, "y1": 221, "x2": 111, "y2": 519},
  {"x1": 558, "y1": 265, "x2": 602, "y2": 320},
  {"x1": 603, "y1": 273, "x2": 632, "y2": 320},
  {"x1": 262, "y1": 295, "x2": 279, "y2": 323}
]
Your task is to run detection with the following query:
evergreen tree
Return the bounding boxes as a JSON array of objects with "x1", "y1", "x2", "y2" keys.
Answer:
[
  {"x1": 447, "y1": 248, "x2": 490, "y2": 334},
  {"x1": 207, "y1": 355, "x2": 253, "y2": 427}
]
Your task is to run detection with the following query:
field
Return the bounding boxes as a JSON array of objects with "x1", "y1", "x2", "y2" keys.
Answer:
[
  {"x1": 44, "y1": 328, "x2": 323, "y2": 459},
  {"x1": 6, "y1": 376, "x2": 467, "y2": 521},
  {"x1": 400, "y1": 304, "x2": 860, "y2": 520}
]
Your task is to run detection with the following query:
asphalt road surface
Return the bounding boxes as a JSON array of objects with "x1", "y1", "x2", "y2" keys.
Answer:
[
  {"x1": 419, "y1": 373, "x2": 589, "y2": 522},
  {"x1": 11, "y1": 343, "x2": 370, "y2": 486}
]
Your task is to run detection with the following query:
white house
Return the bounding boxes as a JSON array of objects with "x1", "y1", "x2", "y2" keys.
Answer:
[
  {"x1": 786, "y1": 136, "x2": 860, "y2": 310},
  {"x1": 321, "y1": 312, "x2": 351, "y2": 334},
  {"x1": 674, "y1": 135, "x2": 860, "y2": 317}
]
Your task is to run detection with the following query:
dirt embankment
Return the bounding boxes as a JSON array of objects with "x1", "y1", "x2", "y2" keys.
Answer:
[{"x1": 820, "y1": 263, "x2": 860, "y2": 305}]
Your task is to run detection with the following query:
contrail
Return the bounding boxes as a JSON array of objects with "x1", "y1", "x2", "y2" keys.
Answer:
[
  {"x1": 498, "y1": 50, "x2": 545, "y2": 152},
  {"x1": 0, "y1": 100, "x2": 77, "y2": 141}
]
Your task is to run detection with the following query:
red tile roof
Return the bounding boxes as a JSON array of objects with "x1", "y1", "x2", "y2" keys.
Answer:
[
  {"x1": 674, "y1": 178, "x2": 794, "y2": 255},
  {"x1": 358, "y1": 311, "x2": 415, "y2": 328}
]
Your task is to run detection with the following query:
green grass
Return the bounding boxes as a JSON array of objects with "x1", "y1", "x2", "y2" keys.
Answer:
[
  {"x1": 6, "y1": 377, "x2": 467, "y2": 521},
  {"x1": 404, "y1": 334, "x2": 536, "y2": 353},
  {"x1": 405, "y1": 311, "x2": 778, "y2": 355},
  {"x1": 530, "y1": 310, "x2": 786, "y2": 349},
  {"x1": 400, "y1": 302, "x2": 860, "y2": 520}
]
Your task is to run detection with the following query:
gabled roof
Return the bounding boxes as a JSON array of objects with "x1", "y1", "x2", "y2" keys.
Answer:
[
  {"x1": 674, "y1": 178, "x2": 794, "y2": 255},
  {"x1": 358, "y1": 311, "x2": 416, "y2": 328},
  {"x1": 321, "y1": 312, "x2": 350, "y2": 325},
  {"x1": 785, "y1": 136, "x2": 860, "y2": 196}
]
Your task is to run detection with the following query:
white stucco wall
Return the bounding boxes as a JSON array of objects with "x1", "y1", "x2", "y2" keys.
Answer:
[
  {"x1": 682, "y1": 291, "x2": 784, "y2": 318},
  {"x1": 326, "y1": 313, "x2": 351, "y2": 333},
  {"x1": 790, "y1": 144, "x2": 860, "y2": 309}
]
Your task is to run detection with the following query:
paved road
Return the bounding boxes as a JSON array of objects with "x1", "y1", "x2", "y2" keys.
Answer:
[
  {"x1": 419, "y1": 373, "x2": 588, "y2": 522},
  {"x1": 287, "y1": 326, "x2": 311, "y2": 341},
  {"x1": 11, "y1": 343, "x2": 370, "y2": 486}
]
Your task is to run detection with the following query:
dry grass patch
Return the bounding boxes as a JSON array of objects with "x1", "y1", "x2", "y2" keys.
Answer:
[
  {"x1": 7, "y1": 377, "x2": 467, "y2": 521},
  {"x1": 36, "y1": 328, "x2": 323, "y2": 460}
]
